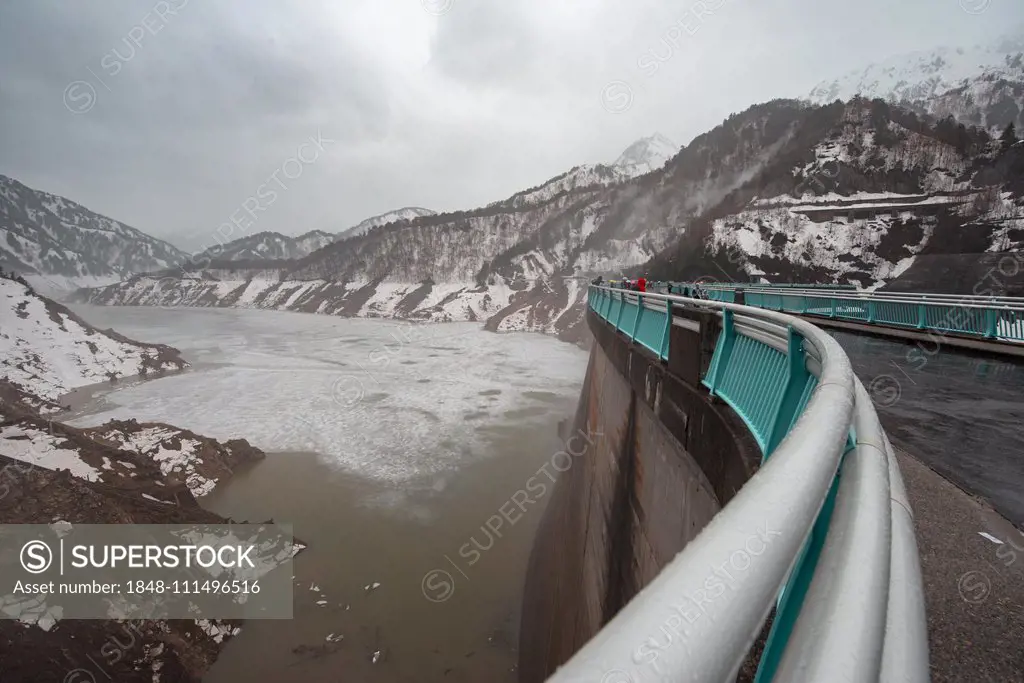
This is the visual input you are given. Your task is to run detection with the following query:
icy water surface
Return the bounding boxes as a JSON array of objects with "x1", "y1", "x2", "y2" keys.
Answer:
[
  {"x1": 67, "y1": 306, "x2": 587, "y2": 482},
  {"x1": 66, "y1": 305, "x2": 588, "y2": 682}
]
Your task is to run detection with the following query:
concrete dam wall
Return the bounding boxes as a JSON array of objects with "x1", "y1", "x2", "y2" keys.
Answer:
[{"x1": 518, "y1": 307, "x2": 762, "y2": 682}]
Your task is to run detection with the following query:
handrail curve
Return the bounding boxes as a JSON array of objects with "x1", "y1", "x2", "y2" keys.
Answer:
[{"x1": 553, "y1": 286, "x2": 930, "y2": 683}]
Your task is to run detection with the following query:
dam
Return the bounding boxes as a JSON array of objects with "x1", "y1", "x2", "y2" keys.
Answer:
[{"x1": 519, "y1": 284, "x2": 1024, "y2": 682}]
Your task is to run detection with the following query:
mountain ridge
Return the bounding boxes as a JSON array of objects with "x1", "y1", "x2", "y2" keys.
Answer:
[
  {"x1": 0, "y1": 174, "x2": 188, "y2": 295},
  {"x1": 191, "y1": 229, "x2": 336, "y2": 262},
  {"x1": 806, "y1": 32, "x2": 1024, "y2": 132},
  {"x1": 77, "y1": 96, "x2": 1024, "y2": 335},
  {"x1": 336, "y1": 207, "x2": 438, "y2": 240}
]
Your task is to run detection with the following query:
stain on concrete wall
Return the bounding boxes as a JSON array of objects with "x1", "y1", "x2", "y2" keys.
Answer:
[{"x1": 518, "y1": 308, "x2": 760, "y2": 682}]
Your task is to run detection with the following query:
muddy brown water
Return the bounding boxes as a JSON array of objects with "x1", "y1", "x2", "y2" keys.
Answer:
[
  {"x1": 201, "y1": 416, "x2": 570, "y2": 683},
  {"x1": 58, "y1": 305, "x2": 587, "y2": 682}
]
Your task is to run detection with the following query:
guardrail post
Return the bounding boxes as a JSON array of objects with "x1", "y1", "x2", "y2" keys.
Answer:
[
  {"x1": 632, "y1": 294, "x2": 644, "y2": 342},
  {"x1": 867, "y1": 300, "x2": 876, "y2": 323},
  {"x1": 659, "y1": 300, "x2": 673, "y2": 361},
  {"x1": 615, "y1": 291, "x2": 625, "y2": 330},
  {"x1": 829, "y1": 297, "x2": 836, "y2": 318},
  {"x1": 703, "y1": 309, "x2": 736, "y2": 394},
  {"x1": 916, "y1": 302, "x2": 926, "y2": 329},
  {"x1": 765, "y1": 326, "x2": 811, "y2": 457},
  {"x1": 985, "y1": 306, "x2": 998, "y2": 339}
]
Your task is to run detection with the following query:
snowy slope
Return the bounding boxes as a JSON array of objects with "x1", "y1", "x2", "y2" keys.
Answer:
[
  {"x1": 0, "y1": 424, "x2": 105, "y2": 481},
  {"x1": 670, "y1": 100, "x2": 1024, "y2": 290},
  {"x1": 489, "y1": 164, "x2": 630, "y2": 210},
  {"x1": 0, "y1": 274, "x2": 186, "y2": 409},
  {"x1": 807, "y1": 34, "x2": 1024, "y2": 132},
  {"x1": 808, "y1": 36, "x2": 1024, "y2": 104},
  {"x1": 336, "y1": 207, "x2": 437, "y2": 240},
  {"x1": 489, "y1": 133, "x2": 678, "y2": 210},
  {"x1": 89, "y1": 421, "x2": 263, "y2": 497},
  {"x1": 0, "y1": 174, "x2": 187, "y2": 291},
  {"x1": 708, "y1": 207, "x2": 930, "y2": 288},
  {"x1": 79, "y1": 274, "x2": 518, "y2": 323},
  {"x1": 613, "y1": 133, "x2": 679, "y2": 176}
]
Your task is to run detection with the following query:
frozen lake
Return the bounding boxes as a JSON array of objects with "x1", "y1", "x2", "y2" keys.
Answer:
[
  {"x1": 64, "y1": 304, "x2": 589, "y2": 681},
  {"x1": 67, "y1": 305, "x2": 588, "y2": 485}
]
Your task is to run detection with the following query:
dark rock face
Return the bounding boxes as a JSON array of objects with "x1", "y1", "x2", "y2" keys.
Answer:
[
  {"x1": 0, "y1": 404, "x2": 269, "y2": 682},
  {"x1": 0, "y1": 455, "x2": 240, "y2": 683}
]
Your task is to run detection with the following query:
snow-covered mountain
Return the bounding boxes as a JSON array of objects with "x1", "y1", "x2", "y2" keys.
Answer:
[
  {"x1": 77, "y1": 103, "x2": 871, "y2": 338},
  {"x1": 336, "y1": 207, "x2": 437, "y2": 240},
  {"x1": 71, "y1": 99, "x2": 1024, "y2": 337},
  {"x1": 647, "y1": 98, "x2": 1024, "y2": 293},
  {"x1": 807, "y1": 34, "x2": 1024, "y2": 131},
  {"x1": 191, "y1": 230, "x2": 335, "y2": 263},
  {"x1": 196, "y1": 209, "x2": 439, "y2": 262},
  {"x1": 613, "y1": 133, "x2": 679, "y2": 176},
  {"x1": 489, "y1": 133, "x2": 678, "y2": 210},
  {"x1": 910, "y1": 62, "x2": 1024, "y2": 132},
  {"x1": 0, "y1": 272, "x2": 186, "y2": 413},
  {"x1": 0, "y1": 175, "x2": 188, "y2": 295}
]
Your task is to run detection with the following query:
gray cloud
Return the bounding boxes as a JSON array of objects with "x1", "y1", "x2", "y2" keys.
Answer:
[{"x1": 1, "y1": 0, "x2": 1022, "y2": 251}]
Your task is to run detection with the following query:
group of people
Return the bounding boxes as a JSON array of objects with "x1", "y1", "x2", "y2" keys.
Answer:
[
  {"x1": 589, "y1": 275, "x2": 714, "y2": 300},
  {"x1": 590, "y1": 275, "x2": 647, "y2": 292}
]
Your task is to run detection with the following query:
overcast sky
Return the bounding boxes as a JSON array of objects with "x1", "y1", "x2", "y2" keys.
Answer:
[{"x1": 1, "y1": 0, "x2": 1022, "y2": 252}]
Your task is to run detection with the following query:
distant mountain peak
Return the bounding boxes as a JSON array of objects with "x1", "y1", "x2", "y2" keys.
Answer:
[
  {"x1": 191, "y1": 229, "x2": 338, "y2": 263},
  {"x1": 805, "y1": 32, "x2": 1024, "y2": 134},
  {"x1": 613, "y1": 133, "x2": 679, "y2": 174},
  {"x1": 484, "y1": 133, "x2": 680, "y2": 211},
  {"x1": 806, "y1": 34, "x2": 1024, "y2": 105},
  {"x1": 337, "y1": 207, "x2": 437, "y2": 240}
]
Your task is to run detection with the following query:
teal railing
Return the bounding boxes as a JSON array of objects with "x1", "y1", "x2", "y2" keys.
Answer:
[
  {"x1": 673, "y1": 283, "x2": 1024, "y2": 344},
  {"x1": 702, "y1": 309, "x2": 821, "y2": 455},
  {"x1": 579, "y1": 286, "x2": 927, "y2": 683},
  {"x1": 589, "y1": 286, "x2": 833, "y2": 456},
  {"x1": 589, "y1": 286, "x2": 674, "y2": 360}
]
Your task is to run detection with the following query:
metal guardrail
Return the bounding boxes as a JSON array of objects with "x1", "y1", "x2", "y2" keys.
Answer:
[
  {"x1": 661, "y1": 283, "x2": 1024, "y2": 343},
  {"x1": 552, "y1": 286, "x2": 929, "y2": 683}
]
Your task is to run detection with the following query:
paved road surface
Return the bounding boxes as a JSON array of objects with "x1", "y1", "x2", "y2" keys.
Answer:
[
  {"x1": 832, "y1": 330, "x2": 1024, "y2": 526},
  {"x1": 898, "y1": 448, "x2": 1024, "y2": 682}
]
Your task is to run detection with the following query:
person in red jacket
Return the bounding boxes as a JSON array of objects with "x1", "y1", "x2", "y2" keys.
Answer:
[{"x1": 636, "y1": 276, "x2": 646, "y2": 292}]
